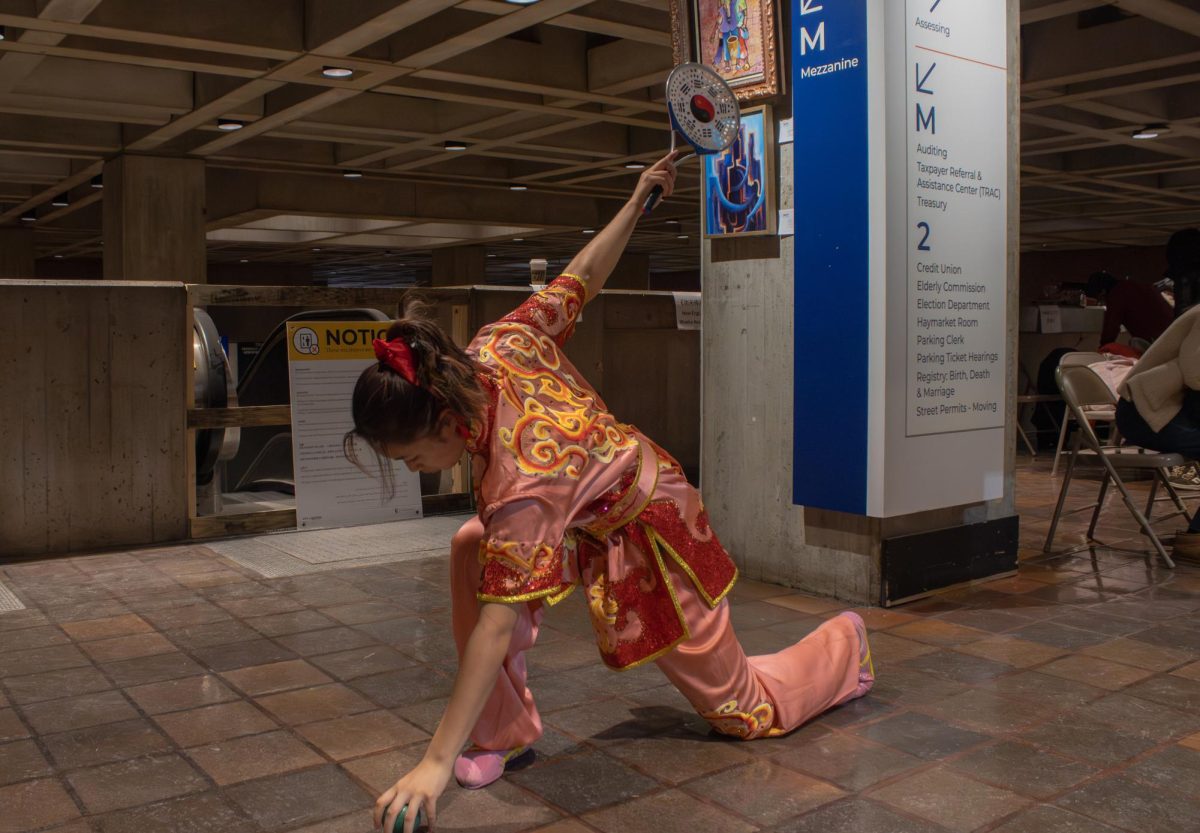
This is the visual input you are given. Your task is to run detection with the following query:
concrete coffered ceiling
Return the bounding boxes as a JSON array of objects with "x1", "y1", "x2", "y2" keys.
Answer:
[
  {"x1": 3, "y1": 1, "x2": 1200, "y2": 282},
  {"x1": 0, "y1": 0, "x2": 694, "y2": 282},
  {"x1": 1021, "y1": 0, "x2": 1200, "y2": 250}
]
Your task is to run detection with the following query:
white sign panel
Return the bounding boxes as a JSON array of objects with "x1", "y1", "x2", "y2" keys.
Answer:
[
  {"x1": 778, "y1": 208, "x2": 795, "y2": 237},
  {"x1": 904, "y1": 0, "x2": 1007, "y2": 437},
  {"x1": 287, "y1": 322, "x2": 423, "y2": 529},
  {"x1": 1039, "y1": 305, "x2": 1062, "y2": 334},
  {"x1": 674, "y1": 292, "x2": 702, "y2": 330}
]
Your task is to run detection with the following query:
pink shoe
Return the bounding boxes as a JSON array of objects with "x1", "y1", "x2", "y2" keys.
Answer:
[
  {"x1": 839, "y1": 611, "x2": 875, "y2": 698},
  {"x1": 453, "y1": 746, "x2": 534, "y2": 789}
]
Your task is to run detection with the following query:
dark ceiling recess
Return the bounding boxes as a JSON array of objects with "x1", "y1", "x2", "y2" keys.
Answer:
[
  {"x1": 506, "y1": 26, "x2": 542, "y2": 43},
  {"x1": 1077, "y1": 5, "x2": 1135, "y2": 28}
]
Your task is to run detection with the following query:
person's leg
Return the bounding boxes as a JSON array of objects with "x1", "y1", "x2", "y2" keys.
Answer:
[
  {"x1": 653, "y1": 556, "x2": 864, "y2": 739},
  {"x1": 1117, "y1": 399, "x2": 1200, "y2": 531},
  {"x1": 448, "y1": 517, "x2": 542, "y2": 784}
]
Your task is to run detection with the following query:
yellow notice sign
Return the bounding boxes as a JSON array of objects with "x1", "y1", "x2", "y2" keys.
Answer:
[
  {"x1": 286, "y1": 321, "x2": 391, "y2": 362},
  {"x1": 285, "y1": 320, "x2": 421, "y2": 529}
]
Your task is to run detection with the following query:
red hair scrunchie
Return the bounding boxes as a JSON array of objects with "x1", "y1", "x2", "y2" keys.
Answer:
[{"x1": 373, "y1": 337, "x2": 420, "y2": 387}]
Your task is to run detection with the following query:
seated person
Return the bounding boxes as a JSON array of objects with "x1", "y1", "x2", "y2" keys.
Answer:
[
  {"x1": 1085, "y1": 270, "x2": 1173, "y2": 349},
  {"x1": 1115, "y1": 303, "x2": 1200, "y2": 560}
]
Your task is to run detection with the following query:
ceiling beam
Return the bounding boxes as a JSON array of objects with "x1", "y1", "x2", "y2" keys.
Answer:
[
  {"x1": 1112, "y1": 0, "x2": 1200, "y2": 38},
  {"x1": 1021, "y1": 0, "x2": 1111, "y2": 25},
  {"x1": 1023, "y1": 111, "x2": 1198, "y2": 158},
  {"x1": 0, "y1": 10, "x2": 298, "y2": 60},
  {"x1": 544, "y1": 13, "x2": 669, "y2": 45},
  {"x1": 1023, "y1": 70, "x2": 1200, "y2": 111},
  {"x1": 0, "y1": 0, "x2": 105, "y2": 94},
  {"x1": 0, "y1": 159, "x2": 101, "y2": 224},
  {"x1": 206, "y1": 166, "x2": 617, "y2": 228}
]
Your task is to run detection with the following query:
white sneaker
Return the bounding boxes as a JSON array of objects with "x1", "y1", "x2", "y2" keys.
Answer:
[{"x1": 1168, "y1": 464, "x2": 1200, "y2": 490}]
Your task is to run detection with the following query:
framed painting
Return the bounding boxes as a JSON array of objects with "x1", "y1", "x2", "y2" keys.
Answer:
[
  {"x1": 703, "y1": 104, "x2": 775, "y2": 238},
  {"x1": 669, "y1": 0, "x2": 782, "y2": 101}
]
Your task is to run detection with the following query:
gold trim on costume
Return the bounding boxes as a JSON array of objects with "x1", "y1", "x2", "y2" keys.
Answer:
[
  {"x1": 477, "y1": 584, "x2": 572, "y2": 605},
  {"x1": 546, "y1": 583, "x2": 577, "y2": 606},
  {"x1": 648, "y1": 527, "x2": 738, "y2": 608},
  {"x1": 600, "y1": 522, "x2": 693, "y2": 673},
  {"x1": 700, "y1": 699, "x2": 776, "y2": 739},
  {"x1": 558, "y1": 273, "x2": 588, "y2": 302},
  {"x1": 585, "y1": 440, "x2": 660, "y2": 539}
]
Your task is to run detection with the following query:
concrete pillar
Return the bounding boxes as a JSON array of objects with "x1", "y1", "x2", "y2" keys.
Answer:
[
  {"x1": 700, "y1": 0, "x2": 1020, "y2": 605},
  {"x1": 0, "y1": 228, "x2": 36, "y2": 277},
  {"x1": 431, "y1": 245, "x2": 485, "y2": 286},
  {"x1": 604, "y1": 253, "x2": 650, "y2": 290},
  {"x1": 103, "y1": 155, "x2": 206, "y2": 283}
]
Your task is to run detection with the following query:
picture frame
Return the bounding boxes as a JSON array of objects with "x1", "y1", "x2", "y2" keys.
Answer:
[
  {"x1": 669, "y1": 0, "x2": 783, "y2": 102},
  {"x1": 702, "y1": 104, "x2": 776, "y2": 238}
]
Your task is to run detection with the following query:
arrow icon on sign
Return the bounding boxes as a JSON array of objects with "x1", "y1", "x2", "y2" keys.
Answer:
[
  {"x1": 799, "y1": 0, "x2": 824, "y2": 14},
  {"x1": 930, "y1": 0, "x2": 942, "y2": 11},
  {"x1": 915, "y1": 62, "x2": 936, "y2": 95}
]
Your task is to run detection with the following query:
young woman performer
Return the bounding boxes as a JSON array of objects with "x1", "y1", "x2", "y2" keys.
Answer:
[{"x1": 347, "y1": 153, "x2": 874, "y2": 833}]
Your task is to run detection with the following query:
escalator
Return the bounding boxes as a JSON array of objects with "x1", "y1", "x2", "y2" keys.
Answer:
[{"x1": 193, "y1": 308, "x2": 391, "y2": 493}]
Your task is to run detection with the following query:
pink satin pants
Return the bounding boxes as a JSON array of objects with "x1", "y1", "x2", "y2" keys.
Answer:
[{"x1": 449, "y1": 516, "x2": 860, "y2": 748}]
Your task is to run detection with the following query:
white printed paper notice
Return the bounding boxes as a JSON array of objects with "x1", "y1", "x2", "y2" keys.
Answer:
[
  {"x1": 674, "y1": 292, "x2": 702, "y2": 330},
  {"x1": 287, "y1": 322, "x2": 423, "y2": 529},
  {"x1": 778, "y1": 208, "x2": 794, "y2": 237},
  {"x1": 1039, "y1": 305, "x2": 1062, "y2": 334},
  {"x1": 778, "y1": 117, "x2": 794, "y2": 144}
]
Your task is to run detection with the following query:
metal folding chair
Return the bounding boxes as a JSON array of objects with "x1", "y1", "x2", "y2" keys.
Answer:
[
  {"x1": 1044, "y1": 364, "x2": 1185, "y2": 568},
  {"x1": 1051, "y1": 352, "x2": 1111, "y2": 476}
]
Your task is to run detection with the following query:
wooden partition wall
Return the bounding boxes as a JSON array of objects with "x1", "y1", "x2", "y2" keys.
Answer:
[
  {"x1": 1, "y1": 281, "x2": 700, "y2": 558},
  {"x1": 0, "y1": 280, "x2": 189, "y2": 557}
]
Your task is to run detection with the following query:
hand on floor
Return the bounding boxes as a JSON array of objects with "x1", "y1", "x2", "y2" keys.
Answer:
[{"x1": 375, "y1": 757, "x2": 451, "y2": 833}]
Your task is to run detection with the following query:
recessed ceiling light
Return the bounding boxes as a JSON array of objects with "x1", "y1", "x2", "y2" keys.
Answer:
[
  {"x1": 509, "y1": 184, "x2": 527, "y2": 191},
  {"x1": 444, "y1": 140, "x2": 468, "y2": 151},
  {"x1": 51, "y1": 194, "x2": 69, "y2": 208},
  {"x1": 582, "y1": 229, "x2": 595, "y2": 235},
  {"x1": 677, "y1": 234, "x2": 688, "y2": 239},
  {"x1": 239, "y1": 258, "x2": 248, "y2": 263},
  {"x1": 312, "y1": 247, "x2": 322, "y2": 252},
  {"x1": 20, "y1": 210, "x2": 35, "y2": 222},
  {"x1": 504, "y1": 0, "x2": 540, "y2": 4},
  {"x1": 513, "y1": 238, "x2": 524, "y2": 242},
  {"x1": 54, "y1": 254, "x2": 63, "y2": 260},
  {"x1": 0, "y1": 26, "x2": 6, "y2": 41},
  {"x1": 1132, "y1": 124, "x2": 1168, "y2": 140},
  {"x1": 343, "y1": 170, "x2": 364, "y2": 179},
  {"x1": 664, "y1": 219, "x2": 680, "y2": 225},
  {"x1": 90, "y1": 175, "x2": 103, "y2": 189},
  {"x1": 487, "y1": 254, "x2": 496, "y2": 258},
  {"x1": 217, "y1": 118, "x2": 244, "y2": 131},
  {"x1": 322, "y1": 66, "x2": 354, "y2": 79},
  {"x1": 625, "y1": 162, "x2": 646, "y2": 169}
]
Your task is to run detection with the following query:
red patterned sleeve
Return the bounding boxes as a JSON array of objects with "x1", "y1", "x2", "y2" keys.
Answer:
[
  {"x1": 498, "y1": 274, "x2": 587, "y2": 347},
  {"x1": 477, "y1": 498, "x2": 575, "y2": 604}
]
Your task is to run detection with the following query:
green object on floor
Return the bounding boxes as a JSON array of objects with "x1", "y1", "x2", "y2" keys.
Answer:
[{"x1": 392, "y1": 806, "x2": 426, "y2": 833}]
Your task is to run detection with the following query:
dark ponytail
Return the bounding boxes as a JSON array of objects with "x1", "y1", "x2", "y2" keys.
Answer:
[{"x1": 343, "y1": 299, "x2": 486, "y2": 475}]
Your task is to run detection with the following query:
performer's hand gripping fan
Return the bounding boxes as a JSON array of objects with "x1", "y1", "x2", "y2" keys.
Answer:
[{"x1": 643, "y1": 62, "x2": 741, "y2": 215}]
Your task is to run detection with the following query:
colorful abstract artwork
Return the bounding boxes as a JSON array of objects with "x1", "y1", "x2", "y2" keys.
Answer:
[
  {"x1": 669, "y1": 0, "x2": 781, "y2": 101},
  {"x1": 703, "y1": 105, "x2": 774, "y2": 238}
]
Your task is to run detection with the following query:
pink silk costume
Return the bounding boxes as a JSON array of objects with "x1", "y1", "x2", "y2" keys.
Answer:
[{"x1": 454, "y1": 275, "x2": 861, "y2": 747}]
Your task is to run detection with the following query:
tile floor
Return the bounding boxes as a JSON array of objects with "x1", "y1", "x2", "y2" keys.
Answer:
[{"x1": 1, "y1": 459, "x2": 1199, "y2": 832}]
